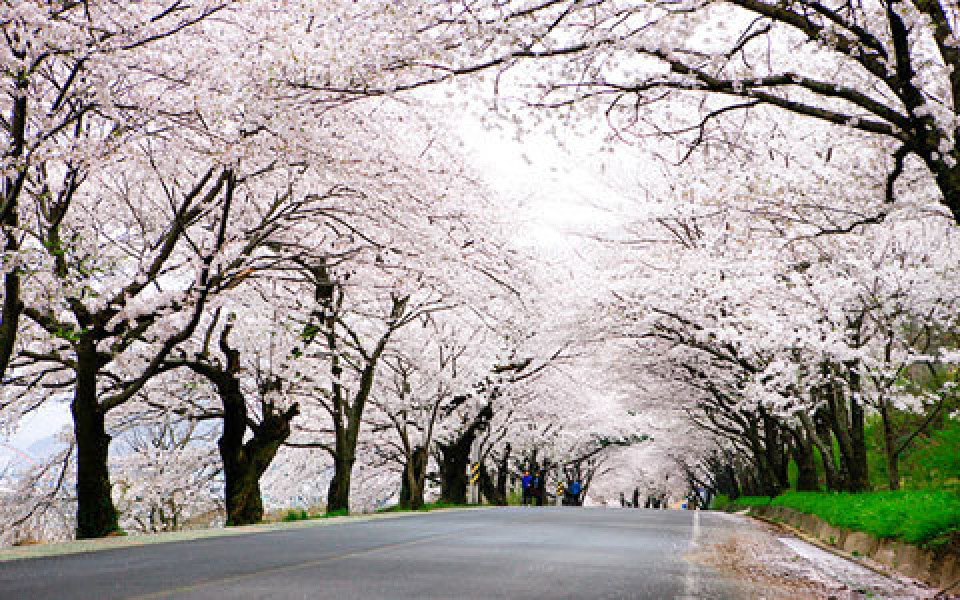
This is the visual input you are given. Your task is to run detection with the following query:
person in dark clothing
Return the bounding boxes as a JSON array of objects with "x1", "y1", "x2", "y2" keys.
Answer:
[{"x1": 521, "y1": 471, "x2": 532, "y2": 505}]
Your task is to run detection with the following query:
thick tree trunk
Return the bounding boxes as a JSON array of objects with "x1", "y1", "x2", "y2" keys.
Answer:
[
  {"x1": 931, "y1": 162, "x2": 960, "y2": 224},
  {"x1": 222, "y1": 462, "x2": 264, "y2": 525},
  {"x1": 438, "y1": 438, "x2": 470, "y2": 505},
  {"x1": 790, "y1": 430, "x2": 819, "y2": 492},
  {"x1": 73, "y1": 344, "x2": 118, "y2": 539},
  {"x1": 327, "y1": 452, "x2": 354, "y2": 513},
  {"x1": 217, "y1": 371, "x2": 298, "y2": 525},
  {"x1": 400, "y1": 446, "x2": 427, "y2": 510},
  {"x1": 438, "y1": 402, "x2": 492, "y2": 504},
  {"x1": 761, "y1": 412, "x2": 790, "y2": 492}
]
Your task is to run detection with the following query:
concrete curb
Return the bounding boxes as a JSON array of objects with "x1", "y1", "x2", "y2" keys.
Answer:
[
  {"x1": 746, "y1": 505, "x2": 960, "y2": 594},
  {"x1": 0, "y1": 506, "x2": 492, "y2": 563}
]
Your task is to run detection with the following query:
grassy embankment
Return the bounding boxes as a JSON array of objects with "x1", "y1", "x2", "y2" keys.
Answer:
[
  {"x1": 715, "y1": 490, "x2": 960, "y2": 548},
  {"x1": 713, "y1": 408, "x2": 960, "y2": 548}
]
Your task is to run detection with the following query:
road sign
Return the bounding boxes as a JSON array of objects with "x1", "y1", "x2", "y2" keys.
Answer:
[{"x1": 469, "y1": 462, "x2": 480, "y2": 484}]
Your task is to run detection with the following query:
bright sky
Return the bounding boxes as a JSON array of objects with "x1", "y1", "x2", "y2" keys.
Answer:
[{"x1": 450, "y1": 105, "x2": 633, "y2": 249}]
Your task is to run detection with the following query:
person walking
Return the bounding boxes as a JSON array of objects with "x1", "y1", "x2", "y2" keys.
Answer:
[
  {"x1": 521, "y1": 471, "x2": 532, "y2": 506},
  {"x1": 569, "y1": 480, "x2": 582, "y2": 506}
]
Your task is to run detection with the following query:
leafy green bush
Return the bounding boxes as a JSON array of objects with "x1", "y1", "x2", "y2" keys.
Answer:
[{"x1": 282, "y1": 509, "x2": 309, "y2": 522}]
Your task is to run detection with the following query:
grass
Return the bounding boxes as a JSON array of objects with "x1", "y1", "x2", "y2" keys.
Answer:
[
  {"x1": 376, "y1": 501, "x2": 469, "y2": 514},
  {"x1": 724, "y1": 495, "x2": 775, "y2": 508},
  {"x1": 281, "y1": 507, "x2": 350, "y2": 522},
  {"x1": 728, "y1": 490, "x2": 960, "y2": 547}
]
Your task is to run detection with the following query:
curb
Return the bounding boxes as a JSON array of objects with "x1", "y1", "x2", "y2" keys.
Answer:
[
  {"x1": 747, "y1": 512, "x2": 899, "y2": 579},
  {"x1": 744, "y1": 506, "x2": 959, "y2": 598}
]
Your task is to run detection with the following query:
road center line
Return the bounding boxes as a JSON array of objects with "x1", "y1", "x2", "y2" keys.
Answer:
[
  {"x1": 128, "y1": 530, "x2": 471, "y2": 600},
  {"x1": 683, "y1": 510, "x2": 701, "y2": 599}
]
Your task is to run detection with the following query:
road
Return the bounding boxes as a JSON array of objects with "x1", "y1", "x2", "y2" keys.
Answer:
[{"x1": 0, "y1": 507, "x2": 860, "y2": 599}]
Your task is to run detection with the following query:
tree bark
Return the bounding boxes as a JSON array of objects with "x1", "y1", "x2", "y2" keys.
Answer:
[
  {"x1": 789, "y1": 426, "x2": 819, "y2": 491},
  {"x1": 878, "y1": 398, "x2": 901, "y2": 491},
  {"x1": 801, "y1": 410, "x2": 841, "y2": 492},
  {"x1": 219, "y1": 377, "x2": 299, "y2": 525},
  {"x1": 438, "y1": 437, "x2": 471, "y2": 505},
  {"x1": 400, "y1": 446, "x2": 427, "y2": 510},
  {"x1": 438, "y1": 402, "x2": 492, "y2": 504},
  {"x1": 73, "y1": 342, "x2": 118, "y2": 539},
  {"x1": 327, "y1": 450, "x2": 354, "y2": 513}
]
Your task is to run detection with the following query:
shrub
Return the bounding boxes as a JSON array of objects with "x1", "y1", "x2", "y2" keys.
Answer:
[{"x1": 282, "y1": 509, "x2": 309, "y2": 522}]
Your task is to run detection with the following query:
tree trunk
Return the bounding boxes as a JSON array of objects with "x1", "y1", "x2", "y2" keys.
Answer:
[
  {"x1": 879, "y1": 399, "x2": 901, "y2": 491},
  {"x1": 400, "y1": 446, "x2": 427, "y2": 510},
  {"x1": 790, "y1": 429, "x2": 819, "y2": 492},
  {"x1": 744, "y1": 419, "x2": 781, "y2": 496},
  {"x1": 826, "y1": 375, "x2": 869, "y2": 492},
  {"x1": 495, "y1": 444, "x2": 511, "y2": 504},
  {"x1": 438, "y1": 438, "x2": 470, "y2": 505},
  {"x1": 216, "y1": 362, "x2": 299, "y2": 525},
  {"x1": 848, "y1": 383, "x2": 870, "y2": 492},
  {"x1": 801, "y1": 410, "x2": 840, "y2": 492},
  {"x1": 73, "y1": 343, "x2": 118, "y2": 539},
  {"x1": 0, "y1": 83, "x2": 26, "y2": 380},
  {"x1": 761, "y1": 411, "x2": 790, "y2": 492},
  {"x1": 327, "y1": 452, "x2": 354, "y2": 513},
  {"x1": 438, "y1": 402, "x2": 492, "y2": 504}
]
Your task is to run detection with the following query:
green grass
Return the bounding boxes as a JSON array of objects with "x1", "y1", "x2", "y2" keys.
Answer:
[
  {"x1": 727, "y1": 495, "x2": 774, "y2": 508},
  {"x1": 376, "y1": 501, "x2": 468, "y2": 514},
  {"x1": 732, "y1": 490, "x2": 960, "y2": 547},
  {"x1": 282, "y1": 509, "x2": 309, "y2": 522},
  {"x1": 280, "y1": 508, "x2": 349, "y2": 522}
]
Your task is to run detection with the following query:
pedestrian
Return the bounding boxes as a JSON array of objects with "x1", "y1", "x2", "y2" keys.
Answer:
[
  {"x1": 521, "y1": 471, "x2": 532, "y2": 506},
  {"x1": 532, "y1": 473, "x2": 541, "y2": 506},
  {"x1": 569, "y1": 480, "x2": 582, "y2": 506}
]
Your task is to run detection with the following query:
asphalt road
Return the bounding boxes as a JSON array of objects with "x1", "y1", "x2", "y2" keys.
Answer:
[{"x1": 0, "y1": 507, "x2": 754, "y2": 599}]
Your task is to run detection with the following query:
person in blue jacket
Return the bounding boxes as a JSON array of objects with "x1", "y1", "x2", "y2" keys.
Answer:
[
  {"x1": 569, "y1": 480, "x2": 582, "y2": 506},
  {"x1": 521, "y1": 471, "x2": 532, "y2": 505}
]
